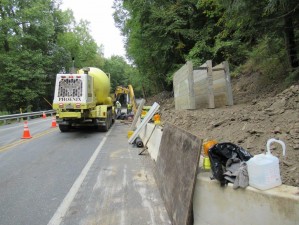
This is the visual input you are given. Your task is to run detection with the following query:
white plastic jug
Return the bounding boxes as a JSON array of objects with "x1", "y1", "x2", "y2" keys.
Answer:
[{"x1": 247, "y1": 138, "x2": 286, "y2": 190}]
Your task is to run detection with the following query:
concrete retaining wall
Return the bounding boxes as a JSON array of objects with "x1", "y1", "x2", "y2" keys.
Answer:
[
  {"x1": 173, "y1": 60, "x2": 233, "y2": 109},
  {"x1": 173, "y1": 62, "x2": 195, "y2": 110},
  {"x1": 138, "y1": 123, "x2": 299, "y2": 225}
]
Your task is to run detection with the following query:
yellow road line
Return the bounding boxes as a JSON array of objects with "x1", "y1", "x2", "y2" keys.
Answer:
[{"x1": 0, "y1": 128, "x2": 58, "y2": 153}]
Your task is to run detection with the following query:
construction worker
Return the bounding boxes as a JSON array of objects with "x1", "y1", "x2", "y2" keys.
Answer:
[
  {"x1": 127, "y1": 103, "x2": 132, "y2": 114},
  {"x1": 116, "y1": 101, "x2": 122, "y2": 116}
]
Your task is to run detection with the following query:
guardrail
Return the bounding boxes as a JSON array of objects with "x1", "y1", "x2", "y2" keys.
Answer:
[{"x1": 0, "y1": 110, "x2": 56, "y2": 124}]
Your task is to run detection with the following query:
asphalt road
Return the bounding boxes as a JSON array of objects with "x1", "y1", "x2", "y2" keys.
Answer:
[
  {"x1": 0, "y1": 117, "x2": 54, "y2": 147},
  {"x1": 0, "y1": 119, "x2": 170, "y2": 225}
]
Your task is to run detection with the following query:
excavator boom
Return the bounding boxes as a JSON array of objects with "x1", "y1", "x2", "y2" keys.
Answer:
[{"x1": 114, "y1": 85, "x2": 137, "y2": 114}]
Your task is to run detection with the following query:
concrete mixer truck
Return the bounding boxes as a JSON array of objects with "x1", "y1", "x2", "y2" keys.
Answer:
[{"x1": 52, "y1": 67, "x2": 114, "y2": 132}]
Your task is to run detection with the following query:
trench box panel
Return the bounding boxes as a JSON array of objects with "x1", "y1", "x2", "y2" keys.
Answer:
[{"x1": 155, "y1": 123, "x2": 202, "y2": 225}]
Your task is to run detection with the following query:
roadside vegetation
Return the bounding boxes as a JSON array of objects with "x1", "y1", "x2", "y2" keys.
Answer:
[
  {"x1": 113, "y1": 0, "x2": 299, "y2": 92},
  {"x1": 0, "y1": 0, "x2": 135, "y2": 113},
  {"x1": 0, "y1": 0, "x2": 298, "y2": 113}
]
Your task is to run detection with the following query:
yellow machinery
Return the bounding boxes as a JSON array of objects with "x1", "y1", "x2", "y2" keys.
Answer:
[
  {"x1": 114, "y1": 85, "x2": 137, "y2": 114},
  {"x1": 53, "y1": 67, "x2": 114, "y2": 132}
]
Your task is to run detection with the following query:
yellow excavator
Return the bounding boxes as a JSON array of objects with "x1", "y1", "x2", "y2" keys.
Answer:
[{"x1": 114, "y1": 85, "x2": 137, "y2": 115}]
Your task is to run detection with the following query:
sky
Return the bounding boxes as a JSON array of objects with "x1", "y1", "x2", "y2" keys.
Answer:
[{"x1": 60, "y1": 0, "x2": 126, "y2": 58}]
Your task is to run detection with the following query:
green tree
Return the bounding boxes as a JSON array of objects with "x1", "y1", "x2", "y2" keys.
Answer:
[
  {"x1": 265, "y1": 0, "x2": 299, "y2": 68},
  {"x1": 113, "y1": 0, "x2": 227, "y2": 92},
  {"x1": 219, "y1": 0, "x2": 299, "y2": 70},
  {"x1": 0, "y1": 0, "x2": 105, "y2": 112},
  {"x1": 114, "y1": 0, "x2": 298, "y2": 93},
  {"x1": 0, "y1": 0, "x2": 57, "y2": 111},
  {"x1": 103, "y1": 56, "x2": 130, "y2": 91},
  {"x1": 57, "y1": 19, "x2": 101, "y2": 71},
  {"x1": 114, "y1": 0, "x2": 204, "y2": 91}
]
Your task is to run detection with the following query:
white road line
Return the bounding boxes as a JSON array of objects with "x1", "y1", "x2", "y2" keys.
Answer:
[
  {"x1": 47, "y1": 128, "x2": 112, "y2": 225},
  {"x1": 120, "y1": 165, "x2": 127, "y2": 225}
]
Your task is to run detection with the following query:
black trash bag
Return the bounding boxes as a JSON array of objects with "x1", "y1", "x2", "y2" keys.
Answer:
[{"x1": 208, "y1": 142, "x2": 253, "y2": 186}]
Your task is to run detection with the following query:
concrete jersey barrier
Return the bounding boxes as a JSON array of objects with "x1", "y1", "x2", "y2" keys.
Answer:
[{"x1": 137, "y1": 122, "x2": 299, "y2": 225}]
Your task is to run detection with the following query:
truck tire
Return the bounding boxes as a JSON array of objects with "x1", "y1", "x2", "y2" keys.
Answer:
[
  {"x1": 108, "y1": 109, "x2": 113, "y2": 128},
  {"x1": 102, "y1": 109, "x2": 113, "y2": 132},
  {"x1": 95, "y1": 121, "x2": 108, "y2": 132},
  {"x1": 109, "y1": 109, "x2": 113, "y2": 127},
  {"x1": 59, "y1": 124, "x2": 70, "y2": 132},
  {"x1": 102, "y1": 112, "x2": 110, "y2": 132}
]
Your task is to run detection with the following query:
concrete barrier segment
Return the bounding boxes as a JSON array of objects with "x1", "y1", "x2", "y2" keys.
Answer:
[
  {"x1": 128, "y1": 102, "x2": 160, "y2": 144},
  {"x1": 139, "y1": 123, "x2": 162, "y2": 161},
  {"x1": 193, "y1": 172, "x2": 299, "y2": 225},
  {"x1": 139, "y1": 123, "x2": 299, "y2": 225}
]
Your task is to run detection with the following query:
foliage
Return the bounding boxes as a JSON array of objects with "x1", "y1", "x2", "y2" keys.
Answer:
[
  {"x1": 113, "y1": 0, "x2": 299, "y2": 94},
  {"x1": 237, "y1": 36, "x2": 288, "y2": 81},
  {"x1": 0, "y1": 0, "x2": 105, "y2": 112},
  {"x1": 102, "y1": 56, "x2": 129, "y2": 91},
  {"x1": 219, "y1": 0, "x2": 299, "y2": 69},
  {"x1": 250, "y1": 36, "x2": 288, "y2": 81},
  {"x1": 113, "y1": 0, "x2": 203, "y2": 93},
  {"x1": 0, "y1": 0, "x2": 56, "y2": 112},
  {"x1": 102, "y1": 56, "x2": 143, "y2": 97},
  {"x1": 0, "y1": 0, "x2": 298, "y2": 113},
  {"x1": 57, "y1": 19, "x2": 101, "y2": 70},
  {"x1": 0, "y1": 50, "x2": 49, "y2": 111}
]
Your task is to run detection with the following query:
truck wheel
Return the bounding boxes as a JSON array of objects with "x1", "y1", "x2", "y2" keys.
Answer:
[
  {"x1": 59, "y1": 124, "x2": 70, "y2": 132},
  {"x1": 103, "y1": 116, "x2": 109, "y2": 132},
  {"x1": 108, "y1": 110, "x2": 112, "y2": 128},
  {"x1": 102, "y1": 110, "x2": 112, "y2": 132},
  {"x1": 95, "y1": 122, "x2": 108, "y2": 132}
]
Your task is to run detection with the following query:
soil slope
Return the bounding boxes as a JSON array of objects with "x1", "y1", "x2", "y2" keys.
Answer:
[{"x1": 147, "y1": 74, "x2": 299, "y2": 187}]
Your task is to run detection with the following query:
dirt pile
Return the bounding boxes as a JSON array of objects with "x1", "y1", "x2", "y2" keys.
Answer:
[{"x1": 146, "y1": 79, "x2": 299, "y2": 187}]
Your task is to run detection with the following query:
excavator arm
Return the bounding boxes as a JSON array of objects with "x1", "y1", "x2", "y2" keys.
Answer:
[{"x1": 114, "y1": 85, "x2": 137, "y2": 114}]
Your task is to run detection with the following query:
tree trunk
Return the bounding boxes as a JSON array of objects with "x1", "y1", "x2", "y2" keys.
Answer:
[
  {"x1": 141, "y1": 84, "x2": 147, "y2": 100},
  {"x1": 284, "y1": 15, "x2": 299, "y2": 69}
]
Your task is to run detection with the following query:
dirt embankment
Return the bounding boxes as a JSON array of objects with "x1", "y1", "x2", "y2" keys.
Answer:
[{"x1": 146, "y1": 75, "x2": 299, "y2": 187}]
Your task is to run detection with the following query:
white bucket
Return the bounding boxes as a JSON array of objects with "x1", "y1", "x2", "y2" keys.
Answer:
[{"x1": 247, "y1": 138, "x2": 286, "y2": 190}]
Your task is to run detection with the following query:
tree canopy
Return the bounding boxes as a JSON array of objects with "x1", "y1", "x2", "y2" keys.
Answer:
[
  {"x1": 0, "y1": 0, "x2": 130, "y2": 112},
  {"x1": 113, "y1": 0, "x2": 299, "y2": 94},
  {"x1": 0, "y1": 0, "x2": 298, "y2": 112}
]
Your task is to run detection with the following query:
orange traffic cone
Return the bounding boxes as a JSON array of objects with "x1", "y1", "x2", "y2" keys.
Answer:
[
  {"x1": 51, "y1": 116, "x2": 57, "y2": 128},
  {"x1": 42, "y1": 112, "x2": 46, "y2": 118},
  {"x1": 22, "y1": 121, "x2": 32, "y2": 139}
]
